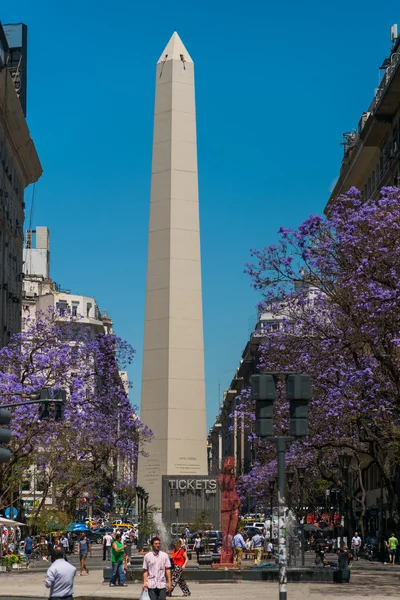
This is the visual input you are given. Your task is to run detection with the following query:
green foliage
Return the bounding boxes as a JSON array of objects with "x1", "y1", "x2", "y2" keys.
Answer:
[
  {"x1": 187, "y1": 509, "x2": 212, "y2": 533},
  {"x1": 2, "y1": 554, "x2": 20, "y2": 567},
  {"x1": 138, "y1": 510, "x2": 156, "y2": 539},
  {"x1": 31, "y1": 507, "x2": 72, "y2": 534}
]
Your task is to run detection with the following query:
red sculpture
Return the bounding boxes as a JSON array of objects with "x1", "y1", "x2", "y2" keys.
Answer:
[{"x1": 218, "y1": 456, "x2": 240, "y2": 564}]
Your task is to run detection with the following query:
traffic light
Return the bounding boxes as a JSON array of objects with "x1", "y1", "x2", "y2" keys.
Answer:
[
  {"x1": 39, "y1": 388, "x2": 66, "y2": 421},
  {"x1": 54, "y1": 390, "x2": 66, "y2": 421},
  {"x1": 286, "y1": 374, "x2": 311, "y2": 437},
  {"x1": 0, "y1": 408, "x2": 12, "y2": 463},
  {"x1": 251, "y1": 374, "x2": 277, "y2": 438},
  {"x1": 39, "y1": 389, "x2": 50, "y2": 420}
]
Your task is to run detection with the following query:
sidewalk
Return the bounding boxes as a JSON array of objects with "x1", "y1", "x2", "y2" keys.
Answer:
[{"x1": 0, "y1": 569, "x2": 400, "y2": 600}]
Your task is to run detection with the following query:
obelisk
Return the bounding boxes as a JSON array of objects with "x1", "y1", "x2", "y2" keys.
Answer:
[{"x1": 138, "y1": 32, "x2": 207, "y2": 509}]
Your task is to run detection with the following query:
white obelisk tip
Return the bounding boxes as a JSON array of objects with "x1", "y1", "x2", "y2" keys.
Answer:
[{"x1": 157, "y1": 31, "x2": 193, "y2": 64}]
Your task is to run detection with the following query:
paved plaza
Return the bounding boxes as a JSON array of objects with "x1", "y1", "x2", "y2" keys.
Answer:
[{"x1": 0, "y1": 568, "x2": 400, "y2": 600}]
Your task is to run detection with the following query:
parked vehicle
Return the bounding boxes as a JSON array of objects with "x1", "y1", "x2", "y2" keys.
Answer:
[{"x1": 244, "y1": 525, "x2": 264, "y2": 539}]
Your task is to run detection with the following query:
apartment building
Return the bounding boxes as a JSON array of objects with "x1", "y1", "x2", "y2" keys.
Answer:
[
  {"x1": 327, "y1": 25, "x2": 400, "y2": 210},
  {"x1": 0, "y1": 23, "x2": 42, "y2": 347}
]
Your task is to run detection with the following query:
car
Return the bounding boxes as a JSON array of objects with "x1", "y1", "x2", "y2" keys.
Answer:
[
  {"x1": 244, "y1": 526, "x2": 264, "y2": 539},
  {"x1": 204, "y1": 530, "x2": 222, "y2": 554},
  {"x1": 68, "y1": 528, "x2": 104, "y2": 545},
  {"x1": 187, "y1": 530, "x2": 222, "y2": 554},
  {"x1": 92, "y1": 526, "x2": 114, "y2": 535},
  {"x1": 247, "y1": 522, "x2": 265, "y2": 531}
]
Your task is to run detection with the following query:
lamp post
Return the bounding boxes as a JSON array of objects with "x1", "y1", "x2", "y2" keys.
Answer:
[
  {"x1": 286, "y1": 472, "x2": 295, "y2": 510},
  {"x1": 269, "y1": 479, "x2": 276, "y2": 542},
  {"x1": 339, "y1": 454, "x2": 352, "y2": 547},
  {"x1": 214, "y1": 423, "x2": 223, "y2": 471},
  {"x1": 175, "y1": 502, "x2": 180, "y2": 534},
  {"x1": 297, "y1": 467, "x2": 306, "y2": 566}
]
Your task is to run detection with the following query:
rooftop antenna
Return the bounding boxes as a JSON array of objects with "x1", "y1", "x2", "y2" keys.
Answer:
[{"x1": 390, "y1": 24, "x2": 398, "y2": 43}]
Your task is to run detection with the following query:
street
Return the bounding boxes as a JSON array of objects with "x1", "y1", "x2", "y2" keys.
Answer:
[
  {"x1": 3, "y1": 545, "x2": 400, "y2": 599},
  {"x1": 0, "y1": 567, "x2": 400, "y2": 600}
]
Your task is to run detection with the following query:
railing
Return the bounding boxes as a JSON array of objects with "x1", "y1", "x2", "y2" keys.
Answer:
[{"x1": 369, "y1": 51, "x2": 400, "y2": 113}]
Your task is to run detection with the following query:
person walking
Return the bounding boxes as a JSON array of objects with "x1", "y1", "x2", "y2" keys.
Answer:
[
  {"x1": 103, "y1": 531, "x2": 113, "y2": 561},
  {"x1": 77, "y1": 532, "x2": 91, "y2": 576},
  {"x1": 251, "y1": 531, "x2": 265, "y2": 566},
  {"x1": 109, "y1": 532, "x2": 127, "y2": 587},
  {"x1": 387, "y1": 533, "x2": 398, "y2": 565},
  {"x1": 351, "y1": 532, "x2": 362, "y2": 561},
  {"x1": 45, "y1": 546, "x2": 76, "y2": 600},
  {"x1": 180, "y1": 533, "x2": 188, "y2": 550},
  {"x1": 192, "y1": 533, "x2": 203, "y2": 563},
  {"x1": 232, "y1": 529, "x2": 246, "y2": 567},
  {"x1": 168, "y1": 539, "x2": 190, "y2": 597},
  {"x1": 23, "y1": 534, "x2": 33, "y2": 566},
  {"x1": 143, "y1": 536, "x2": 172, "y2": 600},
  {"x1": 60, "y1": 535, "x2": 69, "y2": 561}
]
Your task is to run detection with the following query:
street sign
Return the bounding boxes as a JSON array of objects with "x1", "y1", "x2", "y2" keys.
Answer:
[{"x1": 4, "y1": 507, "x2": 18, "y2": 519}]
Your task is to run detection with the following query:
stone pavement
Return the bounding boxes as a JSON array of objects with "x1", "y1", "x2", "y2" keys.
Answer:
[{"x1": 0, "y1": 569, "x2": 400, "y2": 600}]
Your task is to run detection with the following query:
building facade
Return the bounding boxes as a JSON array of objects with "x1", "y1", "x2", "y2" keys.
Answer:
[
  {"x1": 20, "y1": 226, "x2": 116, "y2": 516},
  {"x1": 326, "y1": 26, "x2": 400, "y2": 210},
  {"x1": 325, "y1": 24, "x2": 400, "y2": 531},
  {"x1": 0, "y1": 23, "x2": 42, "y2": 348}
]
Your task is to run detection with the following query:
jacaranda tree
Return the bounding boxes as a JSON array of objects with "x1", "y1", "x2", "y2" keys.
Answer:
[
  {"x1": 238, "y1": 187, "x2": 400, "y2": 529},
  {"x1": 0, "y1": 308, "x2": 152, "y2": 523}
]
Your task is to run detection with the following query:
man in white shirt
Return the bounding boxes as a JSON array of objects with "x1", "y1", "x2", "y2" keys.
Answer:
[
  {"x1": 103, "y1": 532, "x2": 113, "y2": 561},
  {"x1": 60, "y1": 535, "x2": 69, "y2": 560},
  {"x1": 351, "y1": 532, "x2": 362, "y2": 561},
  {"x1": 45, "y1": 546, "x2": 76, "y2": 599}
]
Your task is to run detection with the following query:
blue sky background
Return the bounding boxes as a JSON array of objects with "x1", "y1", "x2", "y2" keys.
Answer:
[{"x1": 3, "y1": 1, "x2": 399, "y2": 429}]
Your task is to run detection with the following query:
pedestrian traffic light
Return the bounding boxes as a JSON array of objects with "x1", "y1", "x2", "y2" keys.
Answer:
[
  {"x1": 251, "y1": 374, "x2": 277, "y2": 438},
  {"x1": 286, "y1": 374, "x2": 311, "y2": 437},
  {"x1": 0, "y1": 408, "x2": 12, "y2": 463}
]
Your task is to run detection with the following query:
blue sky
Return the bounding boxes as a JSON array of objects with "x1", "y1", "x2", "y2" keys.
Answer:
[{"x1": 3, "y1": 1, "x2": 399, "y2": 429}]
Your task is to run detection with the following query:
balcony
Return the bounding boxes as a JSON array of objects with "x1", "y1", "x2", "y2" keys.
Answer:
[{"x1": 370, "y1": 51, "x2": 400, "y2": 118}]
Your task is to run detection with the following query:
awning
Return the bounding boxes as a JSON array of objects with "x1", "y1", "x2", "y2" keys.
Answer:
[{"x1": 0, "y1": 516, "x2": 26, "y2": 527}]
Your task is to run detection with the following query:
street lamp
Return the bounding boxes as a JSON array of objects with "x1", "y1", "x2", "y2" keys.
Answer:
[
  {"x1": 175, "y1": 501, "x2": 180, "y2": 534},
  {"x1": 286, "y1": 471, "x2": 295, "y2": 510},
  {"x1": 339, "y1": 454, "x2": 352, "y2": 547},
  {"x1": 268, "y1": 478, "x2": 276, "y2": 541},
  {"x1": 214, "y1": 423, "x2": 223, "y2": 471},
  {"x1": 297, "y1": 467, "x2": 306, "y2": 566}
]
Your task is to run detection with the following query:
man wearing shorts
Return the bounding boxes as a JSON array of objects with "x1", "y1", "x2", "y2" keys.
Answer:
[
  {"x1": 24, "y1": 535, "x2": 33, "y2": 566},
  {"x1": 387, "y1": 533, "x2": 398, "y2": 564},
  {"x1": 77, "y1": 532, "x2": 91, "y2": 576}
]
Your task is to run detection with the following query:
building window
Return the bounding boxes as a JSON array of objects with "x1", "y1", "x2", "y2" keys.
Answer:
[
  {"x1": 57, "y1": 300, "x2": 69, "y2": 316},
  {"x1": 72, "y1": 301, "x2": 79, "y2": 317},
  {"x1": 21, "y1": 476, "x2": 30, "y2": 491},
  {"x1": 86, "y1": 302, "x2": 92, "y2": 317},
  {"x1": 36, "y1": 477, "x2": 45, "y2": 492}
]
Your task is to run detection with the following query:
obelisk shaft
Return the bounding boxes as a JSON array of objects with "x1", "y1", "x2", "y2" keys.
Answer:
[{"x1": 138, "y1": 33, "x2": 207, "y2": 509}]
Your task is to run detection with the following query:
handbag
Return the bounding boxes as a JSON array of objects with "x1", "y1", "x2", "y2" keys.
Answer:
[{"x1": 140, "y1": 591, "x2": 150, "y2": 600}]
